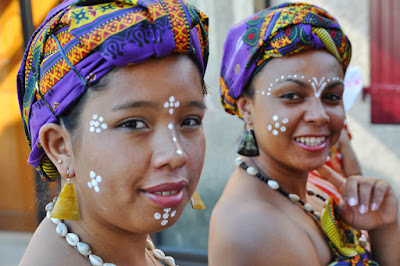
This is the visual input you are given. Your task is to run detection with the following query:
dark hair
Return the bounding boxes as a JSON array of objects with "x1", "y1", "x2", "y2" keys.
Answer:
[{"x1": 59, "y1": 55, "x2": 207, "y2": 142}]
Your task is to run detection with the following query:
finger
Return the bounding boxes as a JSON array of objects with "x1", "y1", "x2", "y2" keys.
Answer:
[
  {"x1": 316, "y1": 165, "x2": 346, "y2": 192},
  {"x1": 346, "y1": 176, "x2": 361, "y2": 207},
  {"x1": 358, "y1": 178, "x2": 376, "y2": 214},
  {"x1": 371, "y1": 180, "x2": 391, "y2": 211}
]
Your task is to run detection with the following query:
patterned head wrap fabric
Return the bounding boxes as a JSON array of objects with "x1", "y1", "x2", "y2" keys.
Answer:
[
  {"x1": 220, "y1": 2, "x2": 351, "y2": 117},
  {"x1": 17, "y1": 0, "x2": 209, "y2": 181}
]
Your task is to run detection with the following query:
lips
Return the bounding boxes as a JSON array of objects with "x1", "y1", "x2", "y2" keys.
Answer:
[
  {"x1": 294, "y1": 135, "x2": 328, "y2": 152},
  {"x1": 143, "y1": 180, "x2": 187, "y2": 208}
]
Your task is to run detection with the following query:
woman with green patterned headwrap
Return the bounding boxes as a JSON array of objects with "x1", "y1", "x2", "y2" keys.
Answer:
[
  {"x1": 18, "y1": 0, "x2": 209, "y2": 265},
  {"x1": 209, "y1": 3, "x2": 400, "y2": 265}
]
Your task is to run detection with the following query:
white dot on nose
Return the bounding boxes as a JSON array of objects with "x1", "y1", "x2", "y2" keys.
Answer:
[
  {"x1": 172, "y1": 137, "x2": 177, "y2": 142},
  {"x1": 176, "y1": 149, "x2": 183, "y2": 155},
  {"x1": 168, "y1": 123, "x2": 173, "y2": 130}
]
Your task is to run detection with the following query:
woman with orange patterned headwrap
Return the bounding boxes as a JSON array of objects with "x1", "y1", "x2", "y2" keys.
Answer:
[
  {"x1": 18, "y1": 0, "x2": 208, "y2": 265},
  {"x1": 209, "y1": 3, "x2": 399, "y2": 265}
]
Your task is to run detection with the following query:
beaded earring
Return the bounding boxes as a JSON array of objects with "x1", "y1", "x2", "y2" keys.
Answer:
[
  {"x1": 50, "y1": 169, "x2": 81, "y2": 220},
  {"x1": 190, "y1": 190, "x2": 205, "y2": 209},
  {"x1": 237, "y1": 128, "x2": 259, "y2": 157}
]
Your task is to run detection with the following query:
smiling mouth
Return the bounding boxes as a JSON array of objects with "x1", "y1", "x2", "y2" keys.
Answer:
[
  {"x1": 153, "y1": 190, "x2": 179, "y2": 196},
  {"x1": 294, "y1": 136, "x2": 327, "y2": 146}
]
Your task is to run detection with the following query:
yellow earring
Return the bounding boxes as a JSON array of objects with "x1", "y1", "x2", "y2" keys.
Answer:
[
  {"x1": 190, "y1": 190, "x2": 205, "y2": 210},
  {"x1": 50, "y1": 170, "x2": 80, "y2": 220}
]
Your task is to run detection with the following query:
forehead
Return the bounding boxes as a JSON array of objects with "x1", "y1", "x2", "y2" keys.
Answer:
[
  {"x1": 87, "y1": 55, "x2": 203, "y2": 108},
  {"x1": 254, "y1": 50, "x2": 344, "y2": 83}
]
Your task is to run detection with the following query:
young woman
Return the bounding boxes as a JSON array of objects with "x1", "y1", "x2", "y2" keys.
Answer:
[
  {"x1": 209, "y1": 3, "x2": 400, "y2": 265},
  {"x1": 17, "y1": 0, "x2": 208, "y2": 265}
]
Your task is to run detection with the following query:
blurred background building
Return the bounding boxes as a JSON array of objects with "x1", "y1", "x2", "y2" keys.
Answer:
[{"x1": 1, "y1": 0, "x2": 399, "y2": 265}]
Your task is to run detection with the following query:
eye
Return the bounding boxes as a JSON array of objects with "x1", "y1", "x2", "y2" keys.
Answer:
[
  {"x1": 118, "y1": 119, "x2": 148, "y2": 130},
  {"x1": 181, "y1": 117, "x2": 201, "y2": 127},
  {"x1": 323, "y1": 93, "x2": 342, "y2": 102},
  {"x1": 280, "y1": 92, "x2": 301, "y2": 100}
]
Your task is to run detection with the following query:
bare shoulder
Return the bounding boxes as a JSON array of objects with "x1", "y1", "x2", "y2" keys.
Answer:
[
  {"x1": 20, "y1": 218, "x2": 88, "y2": 266},
  {"x1": 209, "y1": 177, "x2": 320, "y2": 265}
]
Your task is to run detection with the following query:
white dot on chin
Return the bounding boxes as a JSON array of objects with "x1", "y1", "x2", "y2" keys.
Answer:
[
  {"x1": 163, "y1": 213, "x2": 169, "y2": 219},
  {"x1": 154, "y1": 212, "x2": 161, "y2": 220},
  {"x1": 161, "y1": 220, "x2": 168, "y2": 226},
  {"x1": 171, "y1": 210, "x2": 176, "y2": 217}
]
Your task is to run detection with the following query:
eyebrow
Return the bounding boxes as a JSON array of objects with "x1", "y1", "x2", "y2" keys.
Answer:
[
  {"x1": 112, "y1": 101, "x2": 157, "y2": 111},
  {"x1": 111, "y1": 100, "x2": 206, "y2": 111}
]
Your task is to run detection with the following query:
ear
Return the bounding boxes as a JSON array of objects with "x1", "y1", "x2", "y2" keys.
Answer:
[
  {"x1": 237, "y1": 96, "x2": 254, "y2": 125},
  {"x1": 39, "y1": 123, "x2": 74, "y2": 178}
]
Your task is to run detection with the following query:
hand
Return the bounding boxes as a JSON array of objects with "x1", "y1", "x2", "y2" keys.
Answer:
[{"x1": 317, "y1": 165, "x2": 399, "y2": 230}]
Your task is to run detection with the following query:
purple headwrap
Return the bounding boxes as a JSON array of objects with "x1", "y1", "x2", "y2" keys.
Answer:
[{"x1": 17, "y1": 0, "x2": 209, "y2": 181}]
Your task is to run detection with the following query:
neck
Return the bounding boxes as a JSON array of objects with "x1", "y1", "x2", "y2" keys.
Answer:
[
  {"x1": 249, "y1": 153, "x2": 309, "y2": 199},
  {"x1": 65, "y1": 218, "x2": 149, "y2": 265}
]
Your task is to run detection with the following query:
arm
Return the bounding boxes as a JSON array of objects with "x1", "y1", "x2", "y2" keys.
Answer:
[
  {"x1": 208, "y1": 204, "x2": 320, "y2": 266},
  {"x1": 317, "y1": 165, "x2": 400, "y2": 265},
  {"x1": 337, "y1": 129, "x2": 362, "y2": 177}
]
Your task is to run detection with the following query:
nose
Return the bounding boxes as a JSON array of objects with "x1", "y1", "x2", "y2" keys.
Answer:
[
  {"x1": 303, "y1": 99, "x2": 330, "y2": 126},
  {"x1": 151, "y1": 126, "x2": 187, "y2": 169}
]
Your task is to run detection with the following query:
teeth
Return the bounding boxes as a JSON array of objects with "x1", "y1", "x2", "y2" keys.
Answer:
[
  {"x1": 154, "y1": 190, "x2": 178, "y2": 196},
  {"x1": 295, "y1": 136, "x2": 326, "y2": 146}
]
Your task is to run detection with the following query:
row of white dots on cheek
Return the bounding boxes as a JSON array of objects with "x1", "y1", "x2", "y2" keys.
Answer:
[
  {"x1": 89, "y1": 114, "x2": 108, "y2": 133},
  {"x1": 267, "y1": 115, "x2": 289, "y2": 136}
]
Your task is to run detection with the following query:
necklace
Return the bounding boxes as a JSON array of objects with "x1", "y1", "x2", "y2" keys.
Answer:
[
  {"x1": 236, "y1": 157, "x2": 327, "y2": 221},
  {"x1": 45, "y1": 198, "x2": 176, "y2": 266}
]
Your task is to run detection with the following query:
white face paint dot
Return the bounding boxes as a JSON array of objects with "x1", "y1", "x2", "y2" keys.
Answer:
[
  {"x1": 169, "y1": 109, "x2": 174, "y2": 115},
  {"x1": 280, "y1": 126, "x2": 286, "y2": 132},
  {"x1": 268, "y1": 88, "x2": 272, "y2": 91},
  {"x1": 169, "y1": 96, "x2": 175, "y2": 102},
  {"x1": 273, "y1": 115, "x2": 278, "y2": 121},
  {"x1": 164, "y1": 208, "x2": 171, "y2": 212},
  {"x1": 91, "y1": 179, "x2": 98, "y2": 186},
  {"x1": 267, "y1": 125, "x2": 272, "y2": 131},
  {"x1": 174, "y1": 101, "x2": 180, "y2": 108},
  {"x1": 88, "y1": 182, "x2": 92, "y2": 188},
  {"x1": 301, "y1": 76, "x2": 304, "y2": 79},
  {"x1": 90, "y1": 171, "x2": 96, "y2": 178},
  {"x1": 288, "y1": 75, "x2": 291, "y2": 78},
  {"x1": 99, "y1": 117, "x2": 104, "y2": 122},
  {"x1": 267, "y1": 92, "x2": 271, "y2": 96},
  {"x1": 282, "y1": 118, "x2": 289, "y2": 124},
  {"x1": 161, "y1": 220, "x2": 168, "y2": 226},
  {"x1": 154, "y1": 213, "x2": 161, "y2": 220},
  {"x1": 94, "y1": 187, "x2": 100, "y2": 193},
  {"x1": 272, "y1": 130, "x2": 279, "y2": 136},
  {"x1": 101, "y1": 124, "x2": 107, "y2": 129},
  {"x1": 262, "y1": 91, "x2": 265, "y2": 95},
  {"x1": 281, "y1": 75, "x2": 284, "y2": 79},
  {"x1": 163, "y1": 213, "x2": 169, "y2": 219},
  {"x1": 176, "y1": 149, "x2": 183, "y2": 155},
  {"x1": 275, "y1": 79, "x2": 279, "y2": 82},
  {"x1": 294, "y1": 75, "x2": 297, "y2": 78},
  {"x1": 96, "y1": 128, "x2": 101, "y2": 133},
  {"x1": 90, "y1": 121, "x2": 94, "y2": 126},
  {"x1": 168, "y1": 123, "x2": 173, "y2": 130},
  {"x1": 93, "y1": 114, "x2": 98, "y2": 119},
  {"x1": 164, "y1": 102, "x2": 169, "y2": 108},
  {"x1": 94, "y1": 121, "x2": 100, "y2": 127},
  {"x1": 270, "y1": 83, "x2": 273, "y2": 86},
  {"x1": 171, "y1": 210, "x2": 176, "y2": 217},
  {"x1": 90, "y1": 127, "x2": 95, "y2": 132},
  {"x1": 172, "y1": 137, "x2": 177, "y2": 142},
  {"x1": 275, "y1": 122, "x2": 280, "y2": 128},
  {"x1": 96, "y1": 176, "x2": 102, "y2": 182}
]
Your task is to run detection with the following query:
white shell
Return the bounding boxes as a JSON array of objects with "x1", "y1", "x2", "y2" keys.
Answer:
[
  {"x1": 289, "y1": 194, "x2": 300, "y2": 202},
  {"x1": 56, "y1": 223, "x2": 68, "y2": 237},
  {"x1": 89, "y1": 254, "x2": 103, "y2": 265},
  {"x1": 66, "y1": 233, "x2": 80, "y2": 246},
  {"x1": 77, "y1": 242, "x2": 92, "y2": 256},
  {"x1": 45, "y1": 202, "x2": 54, "y2": 212},
  {"x1": 246, "y1": 167, "x2": 258, "y2": 176},
  {"x1": 153, "y1": 249, "x2": 166, "y2": 260},
  {"x1": 165, "y1": 256, "x2": 176, "y2": 266},
  {"x1": 267, "y1": 180, "x2": 279, "y2": 190},
  {"x1": 46, "y1": 211, "x2": 51, "y2": 219},
  {"x1": 50, "y1": 218, "x2": 61, "y2": 225},
  {"x1": 146, "y1": 239, "x2": 155, "y2": 251},
  {"x1": 235, "y1": 157, "x2": 243, "y2": 166},
  {"x1": 304, "y1": 203, "x2": 312, "y2": 212},
  {"x1": 314, "y1": 211, "x2": 321, "y2": 219}
]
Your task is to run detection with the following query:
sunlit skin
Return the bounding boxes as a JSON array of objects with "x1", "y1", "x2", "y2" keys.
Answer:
[
  {"x1": 24, "y1": 54, "x2": 206, "y2": 266},
  {"x1": 209, "y1": 50, "x2": 400, "y2": 266}
]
